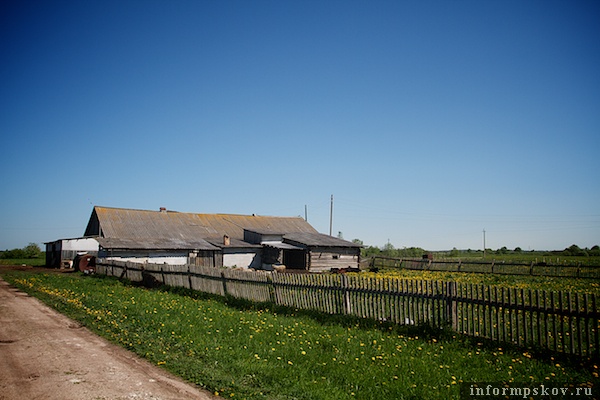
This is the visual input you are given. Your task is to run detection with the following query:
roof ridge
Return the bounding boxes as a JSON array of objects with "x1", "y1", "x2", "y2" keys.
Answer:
[
  {"x1": 95, "y1": 206, "x2": 301, "y2": 219},
  {"x1": 193, "y1": 213, "x2": 303, "y2": 219},
  {"x1": 95, "y1": 205, "x2": 159, "y2": 212}
]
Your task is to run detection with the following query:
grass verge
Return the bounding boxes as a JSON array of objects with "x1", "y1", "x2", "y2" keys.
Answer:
[
  {"x1": 1, "y1": 271, "x2": 597, "y2": 399},
  {"x1": 0, "y1": 257, "x2": 46, "y2": 266}
]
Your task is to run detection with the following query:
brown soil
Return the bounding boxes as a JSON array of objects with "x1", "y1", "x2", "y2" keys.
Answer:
[{"x1": 0, "y1": 266, "x2": 216, "y2": 400}]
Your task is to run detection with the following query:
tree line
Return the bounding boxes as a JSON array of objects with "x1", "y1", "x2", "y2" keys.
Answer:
[
  {"x1": 353, "y1": 239, "x2": 600, "y2": 259},
  {"x1": 0, "y1": 243, "x2": 43, "y2": 259}
]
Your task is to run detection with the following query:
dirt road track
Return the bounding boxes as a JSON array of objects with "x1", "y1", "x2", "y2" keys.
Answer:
[{"x1": 0, "y1": 275, "x2": 216, "y2": 400}]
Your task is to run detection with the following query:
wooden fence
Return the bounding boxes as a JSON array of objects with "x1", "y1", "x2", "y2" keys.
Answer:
[
  {"x1": 371, "y1": 256, "x2": 600, "y2": 279},
  {"x1": 96, "y1": 261, "x2": 600, "y2": 360}
]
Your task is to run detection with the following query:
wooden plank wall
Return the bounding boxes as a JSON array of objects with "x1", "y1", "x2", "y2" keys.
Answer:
[{"x1": 309, "y1": 247, "x2": 360, "y2": 272}]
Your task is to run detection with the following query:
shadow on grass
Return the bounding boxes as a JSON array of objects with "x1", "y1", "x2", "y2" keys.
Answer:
[{"x1": 101, "y1": 274, "x2": 596, "y2": 373}]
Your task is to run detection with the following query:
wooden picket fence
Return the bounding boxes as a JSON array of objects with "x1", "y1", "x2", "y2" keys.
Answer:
[
  {"x1": 96, "y1": 261, "x2": 600, "y2": 360},
  {"x1": 372, "y1": 256, "x2": 600, "y2": 279}
]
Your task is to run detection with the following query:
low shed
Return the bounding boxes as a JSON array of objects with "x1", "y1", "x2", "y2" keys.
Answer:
[
  {"x1": 206, "y1": 236, "x2": 262, "y2": 269},
  {"x1": 283, "y1": 233, "x2": 362, "y2": 273},
  {"x1": 244, "y1": 229, "x2": 362, "y2": 272},
  {"x1": 45, "y1": 237, "x2": 99, "y2": 268}
]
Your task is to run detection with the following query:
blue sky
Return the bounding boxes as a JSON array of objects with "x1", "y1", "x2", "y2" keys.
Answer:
[{"x1": 1, "y1": 0, "x2": 599, "y2": 251}]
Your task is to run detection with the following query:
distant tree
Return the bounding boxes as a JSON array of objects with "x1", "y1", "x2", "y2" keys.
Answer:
[
  {"x1": 361, "y1": 246, "x2": 381, "y2": 258},
  {"x1": 590, "y1": 245, "x2": 600, "y2": 256},
  {"x1": 514, "y1": 247, "x2": 522, "y2": 253},
  {"x1": 0, "y1": 243, "x2": 42, "y2": 259},
  {"x1": 563, "y1": 244, "x2": 587, "y2": 256},
  {"x1": 361, "y1": 243, "x2": 426, "y2": 259},
  {"x1": 396, "y1": 247, "x2": 425, "y2": 258},
  {"x1": 352, "y1": 239, "x2": 363, "y2": 246},
  {"x1": 382, "y1": 242, "x2": 395, "y2": 256},
  {"x1": 1, "y1": 247, "x2": 26, "y2": 259},
  {"x1": 407, "y1": 247, "x2": 426, "y2": 257},
  {"x1": 24, "y1": 243, "x2": 42, "y2": 258},
  {"x1": 496, "y1": 246, "x2": 508, "y2": 255},
  {"x1": 449, "y1": 247, "x2": 460, "y2": 257}
]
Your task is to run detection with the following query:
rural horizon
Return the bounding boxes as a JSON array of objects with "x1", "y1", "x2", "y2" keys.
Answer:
[{"x1": 2, "y1": 239, "x2": 599, "y2": 259}]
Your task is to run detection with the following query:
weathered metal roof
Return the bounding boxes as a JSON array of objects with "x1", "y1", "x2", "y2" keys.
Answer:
[
  {"x1": 96, "y1": 237, "x2": 219, "y2": 251},
  {"x1": 283, "y1": 232, "x2": 363, "y2": 248},
  {"x1": 262, "y1": 241, "x2": 304, "y2": 250},
  {"x1": 205, "y1": 237, "x2": 261, "y2": 249},
  {"x1": 86, "y1": 206, "x2": 360, "y2": 250},
  {"x1": 86, "y1": 206, "x2": 319, "y2": 244}
]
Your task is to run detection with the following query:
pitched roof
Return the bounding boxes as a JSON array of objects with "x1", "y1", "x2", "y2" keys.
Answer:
[
  {"x1": 85, "y1": 206, "x2": 318, "y2": 244},
  {"x1": 205, "y1": 237, "x2": 261, "y2": 249},
  {"x1": 96, "y1": 237, "x2": 219, "y2": 251}
]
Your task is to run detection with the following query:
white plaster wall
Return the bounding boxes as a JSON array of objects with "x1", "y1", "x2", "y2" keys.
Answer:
[
  {"x1": 61, "y1": 238, "x2": 99, "y2": 252},
  {"x1": 99, "y1": 250, "x2": 189, "y2": 265},
  {"x1": 103, "y1": 255, "x2": 188, "y2": 265},
  {"x1": 223, "y1": 251, "x2": 261, "y2": 269}
]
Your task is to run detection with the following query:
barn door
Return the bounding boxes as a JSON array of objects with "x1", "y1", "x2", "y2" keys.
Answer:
[{"x1": 283, "y1": 249, "x2": 306, "y2": 270}]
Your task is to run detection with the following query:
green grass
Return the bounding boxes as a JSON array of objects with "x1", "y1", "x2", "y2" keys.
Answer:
[
  {"x1": 1, "y1": 271, "x2": 597, "y2": 399},
  {"x1": 366, "y1": 250, "x2": 600, "y2": 267},
  {"x1": 437, "y1": 252, "x2": 600, "y2": 267},
  {"x1": 365, "y1": 269, "x2": 600, "y2": 296},
  {"x1": 0, "y1": 257, "x2": 46, "y2": 266}
]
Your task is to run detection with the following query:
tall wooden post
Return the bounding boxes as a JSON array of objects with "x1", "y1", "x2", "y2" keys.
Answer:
[{"x1": 446, "y1": 281, "x2": 458, "y2": 330}]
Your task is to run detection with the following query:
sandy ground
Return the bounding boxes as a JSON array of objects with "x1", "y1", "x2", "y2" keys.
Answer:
[{"x1": 0, "y1": 270, "x2": 216, "y2": 400}]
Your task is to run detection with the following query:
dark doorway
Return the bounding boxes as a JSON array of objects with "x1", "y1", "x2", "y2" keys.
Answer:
[{"x1": 283, "y1": 249, "x2": 306, "y2": 270}]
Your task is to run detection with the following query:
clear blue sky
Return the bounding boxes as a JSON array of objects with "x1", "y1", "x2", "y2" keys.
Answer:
[{"x1": 1, "y1": 0, "x2": 599, "y2": 252}]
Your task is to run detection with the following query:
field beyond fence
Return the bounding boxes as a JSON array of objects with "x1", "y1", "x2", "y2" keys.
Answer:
[
  {"x1": 97, "y1": 260, "x2": 600, "y2": 360},
  {"x1": 370, "y1": 256, "x2": 600, "y2": 279}
]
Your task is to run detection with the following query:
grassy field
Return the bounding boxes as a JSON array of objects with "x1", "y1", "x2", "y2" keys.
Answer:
[
  {"x1": 0, "y1": 257, "x2": 46, "y2": 266},
  {"x1": 1, "y1": 270, "x2": 597, "y2": 399},
  {"x1": 434, "y1": 252, "x2": 600, "y2": 266},
  {"x1": 364, "y1": 269, "x2": 600, "y2": 296}
]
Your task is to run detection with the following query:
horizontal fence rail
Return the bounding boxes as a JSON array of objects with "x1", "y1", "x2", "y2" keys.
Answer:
[
  {"x1": 371, "y1": 257, "x2": 600, "y2": 279},
  {"x1": 96, "y1": 260, "x2": 600, "y2": 360}
]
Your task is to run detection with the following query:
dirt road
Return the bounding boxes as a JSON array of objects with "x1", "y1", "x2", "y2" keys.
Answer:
[{"x1": 0, "y1": 274, "x2": 216, "y2": 400}]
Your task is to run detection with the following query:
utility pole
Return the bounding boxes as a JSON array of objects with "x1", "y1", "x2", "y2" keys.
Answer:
[
  {"x1": 329, "y1": 194, "x2": 334, "y2": 236},
  {"x1": 305, "y1": 205, "x2": 308, "y2": 222},
  {"x1": 483, "y1": 229, "x2": 486, "y2": 259}
]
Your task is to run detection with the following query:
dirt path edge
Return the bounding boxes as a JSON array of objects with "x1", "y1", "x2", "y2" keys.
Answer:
[{"x1": 0, "y1": 275, "x2": 216, "y2": 400}]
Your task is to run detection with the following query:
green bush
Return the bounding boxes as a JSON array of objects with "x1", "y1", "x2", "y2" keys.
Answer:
[{"x1": 1, "y1": 243, "x2": 42, "y2": 259}]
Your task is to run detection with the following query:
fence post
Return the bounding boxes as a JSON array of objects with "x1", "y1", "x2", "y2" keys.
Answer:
[
  {"x1": 119, "y1": 262, "x2": 126, "y2": 279},
  {"x1": 266, "y1": 273, "x2": 276, "y2": 304},
  {"x1": 530, "y1": 262, "x2": 535, "y2": 276},
  {"x1": 187, "y1": 264, "x2": 193, "y2": 290},
  {"x1": 446, "y1": 281, "x2": 458, "y2": 330},
  {"x1": 341, "y1": 274, "x2": 352, "y2": 316},
  {"x1": 221, "y1": 271, "x2": 228, "y2": 297}
]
